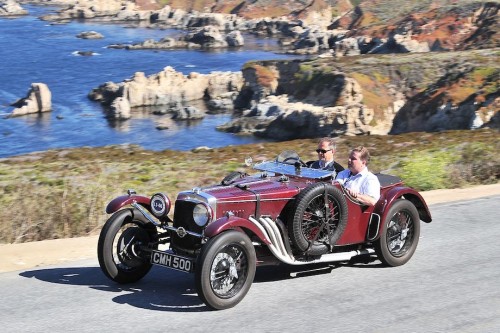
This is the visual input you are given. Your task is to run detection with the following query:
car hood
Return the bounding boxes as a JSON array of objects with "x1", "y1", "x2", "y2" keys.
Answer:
[{"x1": 202, "y1": 176, "x2": 303, "y2": 203}]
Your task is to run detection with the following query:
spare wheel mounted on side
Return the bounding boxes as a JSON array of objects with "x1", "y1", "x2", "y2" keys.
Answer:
[{"x1": 288, "y1": 183, "x2": 348, "y2": 256}]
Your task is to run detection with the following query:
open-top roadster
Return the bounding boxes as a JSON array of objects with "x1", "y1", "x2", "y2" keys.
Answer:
[{"x1": 98, "y1": 150, "x2": 432, "y2": 310}]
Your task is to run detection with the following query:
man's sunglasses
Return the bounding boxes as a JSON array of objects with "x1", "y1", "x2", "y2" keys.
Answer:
[{"x1": 316, "y1": 149, "x2": 332, "y2": 154}]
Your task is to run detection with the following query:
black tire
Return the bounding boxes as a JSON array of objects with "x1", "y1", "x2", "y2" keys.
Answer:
[
  {"x1": 289, "y1": 183, "x2": 348, "y2": 256},
  {"x1": 195, "y1": 231, "x2": 256, "y2": 310},
  {"x1": 375, "y1": 199, "x2": 420, "y2": 267},
  {"x1": 97, "y1": 208, "x2": 158, "y2": 283}
]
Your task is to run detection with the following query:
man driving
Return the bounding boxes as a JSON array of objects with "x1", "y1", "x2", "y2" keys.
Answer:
[{"x1": 336, "y1": 146, "x2": 380, "y2": 206}]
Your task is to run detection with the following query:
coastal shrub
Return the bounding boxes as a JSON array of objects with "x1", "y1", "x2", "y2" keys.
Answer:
[
  {"x1": 397, "y1": 150, "x2": 456, "y2": 191},
  {"x1": 449, "y1": 142, "x2": 500, "y2": 185},
  {"x1": 472, "y1": 67, "x2": 499, "y2": 95}
]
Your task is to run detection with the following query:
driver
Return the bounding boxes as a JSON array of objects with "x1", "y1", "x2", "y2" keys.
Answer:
[
  {"x1": 336, "y1": 146, "x2": 380, "y2": 206},
  {"x1": 309, "y1": 137, "x2": 344, "y2": 176}
]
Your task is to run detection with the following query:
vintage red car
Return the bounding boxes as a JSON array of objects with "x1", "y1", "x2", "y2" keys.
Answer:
[{"x1": 97, "y1": 150, "x2": 432, "y2": 310}]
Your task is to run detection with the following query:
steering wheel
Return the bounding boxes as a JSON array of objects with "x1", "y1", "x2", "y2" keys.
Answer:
[
  {"x1": 282, "y1": 157, "x2": 307, "y2": 167},
  {"x1": 338, "y1": 183, "x2": 365, "y2": 206}
]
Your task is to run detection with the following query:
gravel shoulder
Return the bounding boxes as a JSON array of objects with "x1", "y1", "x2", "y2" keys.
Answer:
[{"x1": 1, "y1": 183, "x2": 499, "y2": 273}]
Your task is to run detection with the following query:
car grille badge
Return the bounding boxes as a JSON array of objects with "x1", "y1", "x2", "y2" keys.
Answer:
[{"x1": 177, "y1": 227, "x2": 187, "y2": 238}]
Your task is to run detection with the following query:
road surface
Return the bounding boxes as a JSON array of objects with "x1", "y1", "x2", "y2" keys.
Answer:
[{"x1": 1, "y1": 195, "x2": 499, "y2": 332}]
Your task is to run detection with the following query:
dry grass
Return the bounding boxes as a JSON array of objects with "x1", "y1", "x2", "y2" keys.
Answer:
[
  {"x1": 252, "y1": 64, "x2": 278, "y2": 88},
  {"x1": 0, "y1": 129, "x2": 498, "y2": 244}
]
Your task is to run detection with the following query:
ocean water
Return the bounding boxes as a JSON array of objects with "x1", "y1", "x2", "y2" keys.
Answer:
[{"x1": 0, "y1": 5, "x2": 298, "y2": 158}]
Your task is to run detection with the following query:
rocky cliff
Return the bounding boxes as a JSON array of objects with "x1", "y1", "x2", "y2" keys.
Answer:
[{"x1": 217, "y1": 48, "x2": 499, "y2": 138}]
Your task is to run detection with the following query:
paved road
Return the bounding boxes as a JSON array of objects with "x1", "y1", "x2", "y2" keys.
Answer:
[{"x1": 1, "y1": 196, "x2": 499, "y2": 332}]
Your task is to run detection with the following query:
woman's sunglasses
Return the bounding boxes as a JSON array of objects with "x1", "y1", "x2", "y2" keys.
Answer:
[{"x1": 316, "y1": 149, "x2": 332, "y2": 154}]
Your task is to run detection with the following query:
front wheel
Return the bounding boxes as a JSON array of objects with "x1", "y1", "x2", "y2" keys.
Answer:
[
  {"x1": 98, "y1": 208, "x2": 158, "y2": 283},
  {"x1": 195, "y1": 231, "x2": 256, "y2": 310},
  {"x1": 375, "y1": 199, "x2": 420, "y2": 266}
]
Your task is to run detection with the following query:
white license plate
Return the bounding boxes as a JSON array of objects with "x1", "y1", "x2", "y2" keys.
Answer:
[{"x1": 151, "y1": 250, "x2": 194, "y2": 273}]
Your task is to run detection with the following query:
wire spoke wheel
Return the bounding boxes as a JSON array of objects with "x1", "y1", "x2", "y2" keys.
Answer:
[
  {"x1": 302, "y1": 194, "x2": 341, "y2": 243},
  {"x1": 289, "y1": 183, "x2": 348, "y2": 256},
  {"x1": 113, "y1": 225, "x2": 150, "y2": 270},
  {"x1": 386, "y1": 211, "x2": 414, "y2": 257},
  {"x1": 196, "y1": 231, "x2": 256, "y2": 310},
  {"x1": 210, "y1": 244, "x2": 247, "y2": 297},
  {"x1": 98, "y1": 209, "x2": 157, "y2": 283},
  {"x1": 375, "y1": 200, "x2": 420, "y2": 267}
]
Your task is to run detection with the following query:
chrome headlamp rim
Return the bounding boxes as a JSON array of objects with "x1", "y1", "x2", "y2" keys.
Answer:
[
  {"x1": 193, "y1": 202, "x2": 213, "y2": 227},
  {"x1": 150, "y1": 192, "x2": 171, "y2": 218}
]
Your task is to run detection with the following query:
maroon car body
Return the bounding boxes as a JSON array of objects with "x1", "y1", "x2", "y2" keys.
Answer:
[{"x1": 97, "y1": 151, "x2": 432, "y2": 310}]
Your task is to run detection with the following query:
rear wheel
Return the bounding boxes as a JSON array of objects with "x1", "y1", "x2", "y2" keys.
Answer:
[
  {"x1": 195, "y1": 231, "x2": 256, "y2": 310},
  {"x1": 98, "y1": 208, "x2": 157, "y2": 283},
  {"x1": 375, "y1": 200, "x2": 420, "y2": 266}
]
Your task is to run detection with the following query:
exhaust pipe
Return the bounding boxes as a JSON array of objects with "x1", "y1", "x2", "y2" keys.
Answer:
[{"x1": 249, "y1": 216, "x2": 375, "y2": 265}]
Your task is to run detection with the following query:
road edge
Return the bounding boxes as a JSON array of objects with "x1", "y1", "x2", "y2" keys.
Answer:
[{"x1": 1, "y1": 183, "x2": 500, "y2": 273}]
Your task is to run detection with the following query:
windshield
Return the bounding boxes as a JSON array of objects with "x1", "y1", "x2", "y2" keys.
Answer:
[
  {"x1": 253, "y1": 150, "x2": 333, "y2": 180},
  {"x1": 275, "y1": 150, "x2": 301, "y2": 164}
]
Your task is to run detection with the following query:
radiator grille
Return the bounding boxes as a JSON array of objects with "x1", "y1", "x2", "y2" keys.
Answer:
[{"x1": 171, "y1": 200, "x2": 204, "y2": 251}]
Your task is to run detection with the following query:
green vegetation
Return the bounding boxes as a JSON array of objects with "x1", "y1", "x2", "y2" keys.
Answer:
[
  {"x1": 398, "y1": 150, "x2": 456, "y2": 191},
  {"x1": 0, "y1": 129, "x2": 498, "y2": 244}
]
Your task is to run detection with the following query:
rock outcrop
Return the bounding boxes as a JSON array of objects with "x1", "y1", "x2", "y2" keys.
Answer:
[
  {"x1": 109, "y1": 97, "x2": 130, "y2": 120},
  {"x1": 41, "y1": 0, "x2": 127, "y2": 21},
  {"x1": 89, "y1": 66, "x2": 244, "y2": 119},
  {"x1": 219, "y1": 69, "x2": 376, "y2": 139},
  {"x1": 76, "y1": 31, "x2": 104, "y2": 39},
  {"x1": 217, "y1": 48, "x2": 499, "y2": 139},
  {"x1": 172, "y1": 106, "x2": 204, "y2": 120},
  {"x1": 10, "y1": 83, "x2": 52, "y2": 116},
  {"x1": 184, "y1": 25, "x2": 244, "y2": 48},
  {"x1": 108, "y1": 25, "x2": 244, "y2": 50},
  {"x1": 0, "y1": 0, "x2": 28, "y2": 16}
]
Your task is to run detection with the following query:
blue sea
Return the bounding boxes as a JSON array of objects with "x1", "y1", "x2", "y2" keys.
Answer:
[{"x1": 0, "y1": 5, "x2": 299, "y2": 158}]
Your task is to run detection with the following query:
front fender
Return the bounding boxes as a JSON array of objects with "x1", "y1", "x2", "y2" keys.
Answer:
[
  {"x1": 106, "y1": 195, "x2": 151, "y2": 214},
  {"x1": 375, "y1": 186, "x2": 432, "y2": 223},
  {"x1": 204, "y1": 216, "x2": 272, "y2": 245}
]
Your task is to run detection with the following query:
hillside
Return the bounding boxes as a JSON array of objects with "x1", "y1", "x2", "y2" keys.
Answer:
[
  {"x1": 217, "y1": 48, "x2": 499, "y2": 138},
  {"x1": 146, "y1": 0, "x2": 498, "y2": 51},
  {"x1": 146, "y1": 0, "x2": 350, "y2": 19}
]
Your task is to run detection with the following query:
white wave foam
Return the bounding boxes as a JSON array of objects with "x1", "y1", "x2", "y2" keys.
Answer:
[{"x1": 71, "y1": 51, "x2": 100, "y2": 56}]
